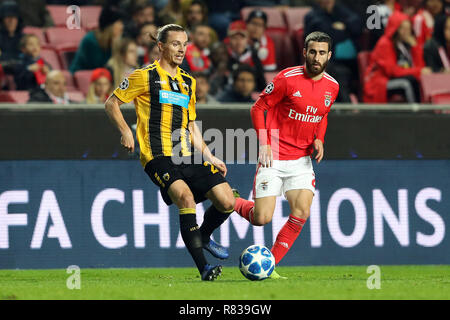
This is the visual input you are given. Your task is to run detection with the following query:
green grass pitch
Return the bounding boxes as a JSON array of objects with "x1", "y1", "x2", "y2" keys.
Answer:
[{"x1": 0, "y1": 265, "x2": 449, "y2": 300}]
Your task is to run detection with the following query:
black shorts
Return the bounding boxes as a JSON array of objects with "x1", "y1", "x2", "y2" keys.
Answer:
[{"x1": 144, "y1": 156, "x2": 227, "y2": 205}]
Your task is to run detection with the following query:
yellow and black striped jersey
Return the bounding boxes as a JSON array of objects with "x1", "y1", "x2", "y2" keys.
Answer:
[{"x1": 113, "y1": 60, "x2": 197, "y2": 167}]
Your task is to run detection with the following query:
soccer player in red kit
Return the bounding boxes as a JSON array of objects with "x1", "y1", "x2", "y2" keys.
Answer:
[{"x1": 233, "y1": 31, "x2": 339, "y2": 279}]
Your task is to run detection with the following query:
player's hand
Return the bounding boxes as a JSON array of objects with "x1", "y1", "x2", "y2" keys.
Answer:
[
  {"x1": 210, "y1": 156, "x2": 227, "y2": 177},
  {"x1": 120, "y1": 129, "x2": 135, "y2": 154},
  {"x1": 314, "y1": 139, "x2": 324, "y2": 164},
  {"x1": 259, "y1": 144, "x2": 273, "y2": 168}
]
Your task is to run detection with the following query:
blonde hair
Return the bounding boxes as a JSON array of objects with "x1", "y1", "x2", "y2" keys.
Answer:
[{"x1": 106, "y1": 38, "x2": 136, "y2": 88}]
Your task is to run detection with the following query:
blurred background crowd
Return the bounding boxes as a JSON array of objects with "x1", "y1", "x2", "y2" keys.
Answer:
[{"x1": 0, "y1": 0, "x2": 449, "y2": 105}]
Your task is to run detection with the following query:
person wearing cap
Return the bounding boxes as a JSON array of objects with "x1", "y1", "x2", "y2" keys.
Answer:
[
  {"x1": 70, "y1": 6, "x2": 124, "y2": 74},
  {"x1": 0, "y1": 0, "x2": 23, "y2": 63},
  {"x1": 226, "y1": 20, "x2": 267, "y2": 91},
  {"x1": 86, "y1": 68, "x2": 113, "y2": 104},
  {"x1": 245, "y1": 9, "x2": 277, "y2": 71}
]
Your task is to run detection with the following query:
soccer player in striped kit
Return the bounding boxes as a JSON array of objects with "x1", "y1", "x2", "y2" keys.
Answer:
[{"x1": 233, "y1": 32, "x2": 339, "y2": 278}]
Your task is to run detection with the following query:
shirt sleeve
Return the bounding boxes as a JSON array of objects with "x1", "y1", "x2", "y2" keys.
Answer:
[
  {"x1": 188, "y1": 78, "x2": 197, "y2": 121},
  {"x1": 113, "y1": 69, "x2": 147, "y2": 104}
]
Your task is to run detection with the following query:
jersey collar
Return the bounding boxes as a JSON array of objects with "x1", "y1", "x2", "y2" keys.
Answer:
[{"x1": 154, "y1": 60, "x2": 182, "y2": 80}]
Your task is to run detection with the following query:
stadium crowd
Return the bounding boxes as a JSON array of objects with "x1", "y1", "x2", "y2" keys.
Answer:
[{"x1": 0, "y1": 0, "x2": 450, "y2": 105}]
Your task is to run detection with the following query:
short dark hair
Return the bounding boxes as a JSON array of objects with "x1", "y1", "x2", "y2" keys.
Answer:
[
  {"x1": 155, "y1": 24, "x2": 186, "y2": 43},
  {"x1": 232, "y1": 64, "x2": 256, "y2": 83},
  {"x1": 304, "y1": 31, "x2": 332, "y2": 51}
]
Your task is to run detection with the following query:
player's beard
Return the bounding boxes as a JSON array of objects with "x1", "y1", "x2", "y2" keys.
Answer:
[{"x1": 305, "y1": 58, "x2": 328, "y2": 77}]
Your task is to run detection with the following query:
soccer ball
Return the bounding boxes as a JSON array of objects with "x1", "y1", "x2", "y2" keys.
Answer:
[{"x1": 239, "y1": 245, "x2": 275, "y2": 281}]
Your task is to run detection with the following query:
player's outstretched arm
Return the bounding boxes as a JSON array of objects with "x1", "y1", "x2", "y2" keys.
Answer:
[{"x1": 105, "y1": 94, "x2": 134, "y2": 153}]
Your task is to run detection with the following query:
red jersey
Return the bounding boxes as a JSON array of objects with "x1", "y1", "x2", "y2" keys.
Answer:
[
  {"x1": 251, "y1": 65, "x2": 339, "y2": 160},
  {"x1": 184, "y1": 43, "x2": 211, "y2": 73}
]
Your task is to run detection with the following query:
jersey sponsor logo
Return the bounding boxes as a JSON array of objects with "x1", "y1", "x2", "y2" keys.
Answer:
[
  {"x1": 119, "y1": 78, "x2": 129, "y2": 90},
  {"x1": 293, "y1": 90, "x2": 302, "y2": 97},
  {"x1": 159, "y1": 90, "x2": 190, "y2": 109},
  {"x1": 264, "y1": 82, "x2": 274, "y2": 94},
  {"x1": 288, "y1": 108, "x2": 323, "y2": 123}
]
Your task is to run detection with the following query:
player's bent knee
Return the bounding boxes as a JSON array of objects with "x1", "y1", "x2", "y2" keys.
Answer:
[
  {"x1": 176, "y1": 191, "x2": 196, "y2": 209},
  {"x1": 291, "y1": 208, "x2": 310, "y2": 220},
  {"x1": 252, "y1": 209, "x2": 272, "y2": 226},
  {"x1": 219, "y1": 196, "x2": 235, "y2": 213}
]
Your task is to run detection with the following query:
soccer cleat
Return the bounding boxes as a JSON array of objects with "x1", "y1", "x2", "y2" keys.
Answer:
[
  {"x1": 232, "y1": 188, "x2": 240, "y2": 198},
  {"x1": 201, "y1": 264, "x2": 222, "y2": 281},
  {"x1": 203, "y1": 239, "x2": 229, "y2": 260},
  {"x1": 269, "y1": 269, "x2": 288, "y2": 280}
]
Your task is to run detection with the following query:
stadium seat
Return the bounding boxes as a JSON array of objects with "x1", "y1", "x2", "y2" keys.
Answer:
[
  {"x1": 266, "y1": 30, "x2": 297, "y2": 70},
  {"x1": 421, "y1": 73, "x2": 450, "y2": 102},
  {"x1": 283, "y1": 7, "x2": 311, "y2": 32},
  {"x1": 47, "y1": 5, "x2": 69, "y2": 27},
  {"x1": 46, "y1": 27, "x2": 86, "y2": 49},
  {"x1": 80, "y1": 5, "x2": 102, "y2": 30},
  {"x1": 264, "y1": 71, "x2": 278, "y2": 83},
  {"x1": 23, "y1": 27, "x2": 47, "y2": 46},
  {"x1": 0, "y1": 91, "x2": 29, "y2": 103},
  {"x1": 431, "y1": 93, "x2": 450, "y2": 104},
  {"x1": 241, "y1": 7, "x2": 287, "y2": 31},
  {"x1": 40, "y1": 48, "x2": 62, "y2": 70},
  {"x1": 61, "y1": 70, "x2": 76, "y2": 91},
  {"x1": 292, "y1": 28, "x2": 305, "y2": 64},
  {"x1": 57, "y1": 47, "x2": 78, "y2": 70},
  {"x1": 74, "y1": 70, "x2": 93, "y2": 96},
  {"x1": 68, "y1": 91, "x2": 85, "y2": 103}
]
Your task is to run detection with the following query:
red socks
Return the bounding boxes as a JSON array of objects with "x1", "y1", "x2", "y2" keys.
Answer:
[
  {"x1": 235, "y1": 198, "x2": 306, "y2": 265},
  {"x1": 271, "y1": 215, "x2": 306, "y2": 265},
  {"x1": 234, "y1": 197, "x2": 255, "y2": 224}
]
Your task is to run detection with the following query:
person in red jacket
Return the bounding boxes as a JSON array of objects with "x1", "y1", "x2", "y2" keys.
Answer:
[{"x1": 363, "y1": 11, "x2": 432, "y2": 103}]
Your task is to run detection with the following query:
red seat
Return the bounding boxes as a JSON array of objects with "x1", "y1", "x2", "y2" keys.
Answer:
[
  {"x1": 74, "y1": 70, "x2": 93, "y2": 96},
  {"x1": 68, "y1": 91, "x2": 85, "y2": 103},
  {"x1": 40, "y1": 48, "x2": 62, "y2": 70},
  {"x1": 0, "y1": 91, "x2": 30, "y2": 104},
  {"x1": 80, "y1": 5, "x2": 102, "y2": 30},
  {"x1": 23, "y1": 27, "x2": 47, "y2": 45},
  {"x1": 46, "y1": 27, "x2": 86, "y2": 49},
  {"x1": 47, "y1": 5, "x2": 69, "y2": 27},
  {"x1": 241, "y1": 7, "x2": 287, "y2": 31},
  {"x1": 432, "y1": 93, "x2": 450, "y2": 104},
  {"x1": 421, "y1": 73, "x2": 450, "y2": 102},
  {"x1": 264, "y1": 71, "x2": 278, "y2": 83},
  {"x1": 61, "y1": 70, "x2": 76, "y2": 91},
  {"x1": 283, "y1": 7, "x2": 311, "y2": 32},
  {"x1": 266, "y1": 30, "x2": 297, "y2": 70}
]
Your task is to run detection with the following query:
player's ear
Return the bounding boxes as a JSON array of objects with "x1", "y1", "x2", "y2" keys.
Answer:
[{"x1": 327, "y1": 50, "x2": 332, "y2": 61}]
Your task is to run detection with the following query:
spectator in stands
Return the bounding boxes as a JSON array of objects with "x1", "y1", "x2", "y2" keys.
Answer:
[
  {"x1": 245, "y1": 9, "x2": 277, "y2": 72},
  {"x1": 15, "y1": 0, "x2": 53, "y2": 28},
  {"x1": 0, "y1": 0, "x2": 23, "y2": 63},
  {"x1": 86, "y1": 67, "x2": 112, "y2": 104},
  {"x1": 192, "y1": 72, "x2": 218, "y2": 104},
  {"x1": 216, "y1": 64, "x2": 256, "y2": 103},
  {"x1": 181, "y1": 0, "x2": 219, "y2": 43},
  {"x1": 363, "y1": 11, "x2": 432, "y2": 103},
  {"x1": 242, "y1": 0, "x2": 289, "y2": 6},
  {"x1": 158, "y1": 0, "x2": 187, "y2": 26},
  {"x1": 424, "y1": 14, "x2": 450, "y2": 72},
  {"x1": 226, "y1": 20, "x2": 266, "y2": 91},
  {"x1": 412, "y1": 0, "x2": 445, "y2": 47},
  {"x1": 181, "y1": 24, "x2": 212, "y2": 73},
  {"x1": 15, "y1": 34, "x2": 51, "y2": 90},
  {"x1": 123, "y1": 2, "x2": 156, "y2": 39},
  {"x1": 106, "y1": 38, "x2": 138, "y2": 88},
  {"x1": 70, "y1": 5, "x2": 124, "y2": 73},
  {"x1": 29, "y1": 70, "x2": 72, "y2": 104},
  {"x1": 305, "y1": 0, "x2": 362, "y2": 102},
  {"x1": 208, "y1": 41, "x2": 229, "y2": 96},
  {"x1": 136, "y1": 23, "x2": 158, "y2": 67},
  {"x1": 367, "y1": 0, "x2": 402, "y2": 49},
  {"x1": 147, "y1": 41, "x2": 161, "y2": 64},
  {"x1": 204, "y1": 0, "x2": 244, "y2": 40}
]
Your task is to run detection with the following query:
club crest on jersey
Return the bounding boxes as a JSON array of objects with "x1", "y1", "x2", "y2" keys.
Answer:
[
  {"x1": 324, "y1": 94, "x2": 332, "y2": 107},
  {"x1": 163, "y1": 173, "x2": 170, "y2": 181},
  {"x1": 119, "y1": 78, "x2": 129, "y2": 90},
  {"x1": 265, "y1": 82, "x2": 274, "y2": 94}
]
